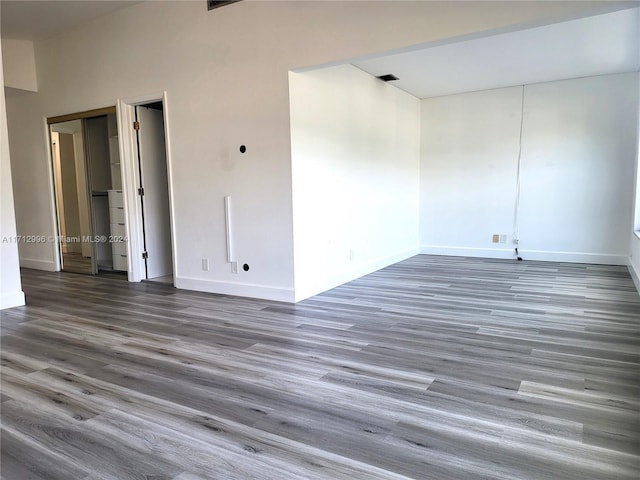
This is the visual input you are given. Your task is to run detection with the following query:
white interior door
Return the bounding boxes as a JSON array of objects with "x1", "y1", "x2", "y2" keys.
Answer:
[{"x1": 137, "y1": 106, "x2": 172, "y2": 279}]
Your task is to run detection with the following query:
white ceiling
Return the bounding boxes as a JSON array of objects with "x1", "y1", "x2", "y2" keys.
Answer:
[
  {"x1": 0, "y1": 1, "x2": 140, "y2": 41},
  {"x1": 354, "y1": 7, "x2": 640, "y2": 99},
  {"x1": 1, "y1": 2, "x2": 638, "y2": 99}
]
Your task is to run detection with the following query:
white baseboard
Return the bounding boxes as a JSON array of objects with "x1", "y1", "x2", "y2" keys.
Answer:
[
  {"x1": 0, "y1": 290, "x2": 26, "y2": 309},
  {"x1": 294, "y1": 246, "x2": 420, "y2": 302},
  {"x1": 20, "y1": 257, "x2": 58, "y2": 271},
  {"x1": 518, "y1": 250, "x2": 627, "y2": 265},
  {"x1": 420, "y1": 245, "x2": 515, "y2": 259},
  {"x1": 420, "y1": 245, "x2": 627, "y2": 265},
  {"x1": 175, "y1": 276, "x2": 294, "y2": 303},
  {"x1": 629, "y1": 259, "x2": 640, "y2": 295}
]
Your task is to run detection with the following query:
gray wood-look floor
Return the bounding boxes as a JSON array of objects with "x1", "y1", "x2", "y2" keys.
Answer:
[
  {"x1": 1, "y1": 255, "x2": 639, "y2": 479},
  {"x1": 61, "y1": 252, "x2": 92, "y2": 275}
]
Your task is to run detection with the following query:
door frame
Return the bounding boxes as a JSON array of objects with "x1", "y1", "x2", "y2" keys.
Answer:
[
  {"x1": 117, "y1": 91, "x2": 176, "y2": 283},
  {"x1": 47, "y1": 129, "x2": 64, "y2": 271}
]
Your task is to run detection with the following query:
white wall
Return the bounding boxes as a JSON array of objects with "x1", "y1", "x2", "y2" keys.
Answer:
[
  {"x1": 518, "y1": 74, "x2": 637, "y2": 263},
  {"x1": 630, "y1": 73, "x2": 640, "y2": 293},
  {"x1": 1, "y1": 39, "x2": 37, "y2": 92},
  {"x1": 4, "y1": 1, "x2": 620, "y2": 301},
  {"x1": 420, "y1": 87, "x2": 523, "y2": 258},
  {"x1": 6, "y1": 91, "x2": 58, "y2": 271},
  {"x1": 290, "y1": 65, "x2": 420, "y2": 301},
  {"x1": 420, "y1": 73, "x2": 638, "y2": 265},
  {"x1": 0, "y1": 38, "x2": 26, "y2": 309}
]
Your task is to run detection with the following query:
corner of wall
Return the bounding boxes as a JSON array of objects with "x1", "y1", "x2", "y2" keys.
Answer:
[
  {"x1": 294, "y1": 246, "x2": 419, "y2": 302},
  {"x1": 1, "y1": 39, "x2": 38, "y2": 92},
  {"x1": 175, "y1": 276, "x2": 295, "y2": 303},
  {"x1": 0, "y1": 37, "x2": 26, "y2": 310},
  {"x1": 0, "y1": 291, "x2": 26, "y2": 310}
]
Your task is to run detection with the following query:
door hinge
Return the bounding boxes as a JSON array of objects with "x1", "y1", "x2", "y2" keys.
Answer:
[
  {"x1": 133, "y1": 121, "x2": 140, "y2": 131},
  {"x1": 137, "y1": 187, "x2": 144, "y2": 196},
  {"x1": 142, "y1": 251, "x2": 148, "y2": 260}
]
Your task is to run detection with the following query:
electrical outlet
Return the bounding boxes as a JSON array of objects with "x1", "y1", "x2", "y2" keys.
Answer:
[
  {"x1": 202, "y1": 258, "x2": 209, "y2": 271},
  {"x1": 492, "y1": 234, "x2": 500, "y2": 243},
  {"x1": 349, "y1": 248, "x2": 356, "y2": 261},
  {"x1": 499, "y1": 234, "x2": 507, "y2": 244},
  {"x1": 231, "y1": 261, "x2": 238, "y2": 274}
]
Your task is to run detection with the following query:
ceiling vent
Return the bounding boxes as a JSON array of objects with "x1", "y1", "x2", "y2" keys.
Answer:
[
  {"x1": 208, "y1": 1, "x2": 241, "y2": 11},
  {"x1": 376, "y1": 74, "x2": 399, "y2": 82}
]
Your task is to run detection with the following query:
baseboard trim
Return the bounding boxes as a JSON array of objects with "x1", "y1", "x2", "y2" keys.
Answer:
[
  {"x1": 0, "y1": 290, "x2": 26, "y2": 309},
  {"x1": 517, "y1": 250, "x2": 627, "y2": 265},
  {"x1": 175, "y1": 276, "x2": 294, "y2": 303},
  {"x1": 20, "y1": 257, "x2": 58, "y2": 271},
  {"x1": 420, "y1": 245, "x2": 515, "y2": 259},
  {"x1": 419, "y1": 246, "x2": 627, "y2": 265},
  {"x1": 294, "y1": 246, "x2": 420, "y2": 302},
  {"x1": 629, "y1": 259, "x2": 640, "y2": 295}
]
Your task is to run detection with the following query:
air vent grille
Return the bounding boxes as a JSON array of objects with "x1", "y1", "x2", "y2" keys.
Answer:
[{"x1": 208, "y1": 0, "x2": 240, "y2": 11}]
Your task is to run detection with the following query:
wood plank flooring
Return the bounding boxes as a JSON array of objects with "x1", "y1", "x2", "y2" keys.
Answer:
[
  {"x1": 61, "y1": 252, "x2": 92, "y2": 275},
  {"x1": 1, "y1": 255, "x2": 639, "y2": 479}
]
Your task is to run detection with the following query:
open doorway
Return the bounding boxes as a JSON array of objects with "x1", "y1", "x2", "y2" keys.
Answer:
[
  {"x1": 48, "y1": 107, "x2": 127, "y2": 277},
  {"x1": 50, "y1": 120, "x2": 92, "y2": 274},
  {"x1": 134, "y1": 102, "x2": 173, "y2": 285}
]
